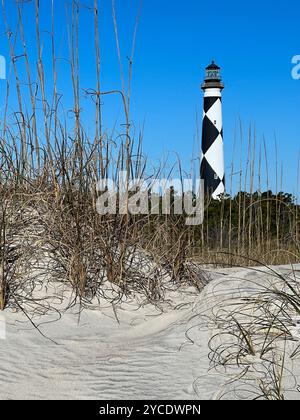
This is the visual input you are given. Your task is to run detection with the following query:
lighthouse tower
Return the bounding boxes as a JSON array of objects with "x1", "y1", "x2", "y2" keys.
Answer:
[{"x1": 200, "y1": 61, "x2": 225, "y2": 199}]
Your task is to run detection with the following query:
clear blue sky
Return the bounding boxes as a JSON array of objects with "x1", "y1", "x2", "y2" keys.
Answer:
[{"x1": 0, "y1": 0, "x2": 300, "y2": 196}]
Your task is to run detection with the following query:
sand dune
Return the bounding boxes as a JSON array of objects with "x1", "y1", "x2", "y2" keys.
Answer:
[{"x1": 1, "y1": 265, "x2": 300, "y2": 400}]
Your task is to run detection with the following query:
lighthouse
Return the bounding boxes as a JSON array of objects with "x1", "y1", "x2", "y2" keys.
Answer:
[{"x1": 200, "y1": 61, "x2": 225, "y2": 199}]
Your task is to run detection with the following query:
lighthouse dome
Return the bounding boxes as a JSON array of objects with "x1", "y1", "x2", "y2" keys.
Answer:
[{"x1": 206, "y1": 61, "x2": 220, "y2": 71}]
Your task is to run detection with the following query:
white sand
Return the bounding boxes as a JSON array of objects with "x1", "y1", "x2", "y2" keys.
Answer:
[{"x1": 1, "y1": 265, "x2": 300, "y2": 400}]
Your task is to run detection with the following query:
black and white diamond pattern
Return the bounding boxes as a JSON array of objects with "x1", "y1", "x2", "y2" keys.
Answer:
[{"x1": 201, "y1": 96, "x2": 225, "y2": 198}]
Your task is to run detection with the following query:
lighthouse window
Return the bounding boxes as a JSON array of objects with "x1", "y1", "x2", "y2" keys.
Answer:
[{"x1": 207, "y1": 70, "x2": 219, "y2": 79}]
